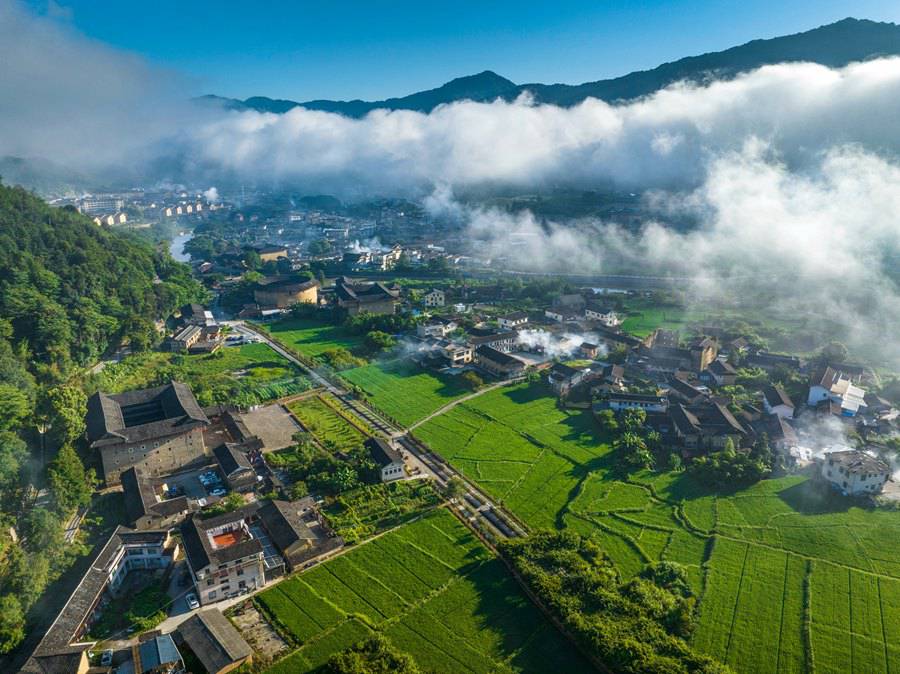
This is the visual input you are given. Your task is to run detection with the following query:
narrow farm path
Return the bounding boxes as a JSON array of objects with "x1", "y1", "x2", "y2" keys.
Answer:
[{"x1": 408, "y1": 377, "x2": 521, "y2": 431}]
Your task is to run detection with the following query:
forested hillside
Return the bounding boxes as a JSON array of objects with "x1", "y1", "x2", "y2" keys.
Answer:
[{"x1": 0, "y1": 182, "x2": 204, "y2": 655}]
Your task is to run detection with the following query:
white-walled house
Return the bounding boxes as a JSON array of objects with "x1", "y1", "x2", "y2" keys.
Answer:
[
  {"x1": 424, "y1": 289, "x2": 445, "y2": 307},
  {"x1": 808, "y1": 367, "x2": 867, "y2": 416},
  {"x1": 498, "y1": 311, "x2": 528, "y2": 330},
  {"x1": 366, "y1": 438, "x2": 406, "y2": 482},
  {"x1": 821, "y1": 450, "x2": 890, "y2": 496},
  {"x1": 584, "y1": 304, "x2": 620, "y2": 327},
  {"x1": 763, "y1": 385, "x2": 795, "y2": 419}
]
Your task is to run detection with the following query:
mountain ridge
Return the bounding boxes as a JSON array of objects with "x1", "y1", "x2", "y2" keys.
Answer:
[{"x1": 206, "y1": 18, "x2": 900, "y2": 116}]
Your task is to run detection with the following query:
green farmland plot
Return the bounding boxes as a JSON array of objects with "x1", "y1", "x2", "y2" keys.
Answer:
[
  {"x1": 264, "y1": 317, "x2": 365, "y2": 360},
  {"x1": 414, "y1": 380, "x2": 900, "y2": 672},
  {"x1": 287, "y1": 394, "x2": 367, "y2": 453},
  {"x1": 258, "y1": 509, "x2": 592, "y2": 674},
  {"x1": 341, "y1": 358, "x2": 470, "y2": 426}
]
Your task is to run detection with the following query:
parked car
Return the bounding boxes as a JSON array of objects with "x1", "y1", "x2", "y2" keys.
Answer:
[
  {"x1": 100, "y1": 650, "x2": 113, "y2": 667},
  {"x1": 186, "y1": 593, "x2": 200, "y2": 610},
  {"x1": 209, "y1": 487, "x2": 227, "y2": 497}
]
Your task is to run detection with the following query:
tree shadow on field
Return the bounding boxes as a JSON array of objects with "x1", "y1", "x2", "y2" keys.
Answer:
[
  {"x1": 464, "y1": 559, "x2": 594, "y2": 672},
  {"x1": 778, "y1": 479, "x2": 859, "y2": 515},
  {"x1": 502, "y1": 382, "x2": 546, "y2": 406}
]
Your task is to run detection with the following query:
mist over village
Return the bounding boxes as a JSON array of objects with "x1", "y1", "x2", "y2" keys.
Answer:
[{"x1": 1, "y1": 2, "x2": 900, "y2": 673}]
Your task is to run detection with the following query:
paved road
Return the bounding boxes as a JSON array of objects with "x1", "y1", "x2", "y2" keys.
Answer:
[{"x1": 231, "y1": 320, "x2": 527, "y2": 540}]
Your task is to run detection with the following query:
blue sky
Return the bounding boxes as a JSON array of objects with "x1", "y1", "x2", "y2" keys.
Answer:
[{"x1": 27, "y1": 0, "x2": 900, "y2": 101}]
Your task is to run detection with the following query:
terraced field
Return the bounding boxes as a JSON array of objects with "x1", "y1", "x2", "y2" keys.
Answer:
[
  {"x1": 415, "y1": 381, "x2": 900, "y2": 672},
  {"x1": 257, "y1": 509, "x2": 592, "y2": 673},
  {"x1": 341, "y1": 359, "x2": 470, "y2": 426}
]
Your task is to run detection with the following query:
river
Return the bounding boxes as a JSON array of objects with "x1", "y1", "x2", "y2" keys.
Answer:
[{"x1": 169, "y1": 231, "x2": 192, "y2": 262}]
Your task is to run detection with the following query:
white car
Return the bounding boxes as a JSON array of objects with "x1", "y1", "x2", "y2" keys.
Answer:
[
  {"x1": 100, "y1": 650, "x2": 113, "y2": 667},
  {"x1": 186, "y1": 593, "x2": 200, "y2": 610}
]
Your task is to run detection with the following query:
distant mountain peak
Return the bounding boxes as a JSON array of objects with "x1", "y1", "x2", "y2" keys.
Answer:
[{"x1": 207, "y1": 17, "x2": 900, "y2": 117}]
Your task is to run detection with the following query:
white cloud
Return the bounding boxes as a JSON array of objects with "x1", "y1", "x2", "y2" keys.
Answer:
[
  {"x1": 2, "y1": 2, "x2": 900, "y2": 366},
  {"x1": 450, "y1": 143, "x2": 900, "y2": 367},
  {"x1": 185, "y1": 58, "x2": 900, "y2": 193}
]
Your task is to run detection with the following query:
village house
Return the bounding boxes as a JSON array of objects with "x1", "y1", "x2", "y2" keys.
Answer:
[
  {"x1": 690, "y1": 337, "x2": 719, "y2": 372},
  {"x1": 821, "y1": 450, "x2": 890, "y2": 496},
  {"x1": 423, "y1": 288, "x2": 445, "y2": 307},
  {"x1": 807, "y1": 366, "x2": 868, "y2": 416},
  {"x1": 668, "y1": 401, "x2": 747, "y2": 451},
  {"x1": 578, "y1": 342, "x2": 600, "y2": 359},
  {"x1": 334, "y1": 276, "x2": 400, "y2": 315},
  {"x1": 366, "y1": 438, "x2": 406, "y2": 482},
  {"x1": 763, "y1": 384, "x2": 795, "y2": 418},
  {"x1": 544, "y1": 307, "x2": 581, "y2": 323},
  {"x1": 603, "y1": 363, "x2": 625, "y2": 387},
  {"x1": 438, "y1": 340, "x2": 474, "y2": 367},
  {"x1": 181, "y1": 507, "x2": 267, "y2": 605},
  {"x1": 20, "y1": 527, "x2": 178, "y2": 673},
  {"x1": 584, "y1": 303, "x2": 620, "y2": 327},
  {"x1": 213, "y1": 443, "x2": 258, "y2": 492},
  {"x1": 417, "y1": 318, "x2": 457, "y2": 339},
  {"x1": 641, "y1": 345, "x2": 694, "y2": 373},
  {"x1": 553, "y1": 293, "x2": 586, "y2": 310},
  {"x1": 548, "y1": 363, "x2": 591, "y2": 396},
  {"x1": 121, "y1": 466, "x2": 190, "y2": 530},
  {"x1": 606, "y1": 392, "x2": 669, "y2": 413},
  {"x1": 92, "y1": 212, "x2": 128, "y2": 226},
  {"x1": 176, "y1": 609, "x2": 253, "y2": 674},
  {"x1": 744, "y1": 351, "x2": 802, "y2": 372},
  {"x1": 704, "y1": 359, "x2": 738, "y2": 387},
  {"x1": 414, "y1": 337, "x2": 474, "y2": 370},
  {"x1": 643, "y1": 328, "x2": 680, "y2": 349},
  {"x1": 498, "y1": 311, "x2": 529, "y2": 331},
  {"x1": 475, "y1": 345, "x2": 527, "y2": 378},
  {"x1": 755, "y1": 414, "x2": 798, "y2": 452},
  {"x1": 466, "y1": 326, "x2": 518, "y2": 353},
  {"x1": 666, "y1": 377, "x2": 708, "y2": 405},
  {"x1": 371, "y1": 245, "x2": 404, "y2": 271},
  {"x1": 256, "y1": 497, "x2": 341, "y2": 571},
  {"x1": 166, "y1": 324, "x2": 203, "y2": 352},
  {"x1": 594, "y1": 324, "x2": 642, "y2": 350},
  {"x1": 180, "y1": 302, "x2": 216, "y2": 327},
  {"x1": 132, "y1": 634, "x2": 184, "y2": 674},
  {"x1": 254, "y1": 277, "x2": 319, "y2": 309},
  {"x1": 86, "y1": 381, "x2": 210, "y2": 486},
  {"x1": 256, "y1": 244, "x2": 288, "y2": 263}
]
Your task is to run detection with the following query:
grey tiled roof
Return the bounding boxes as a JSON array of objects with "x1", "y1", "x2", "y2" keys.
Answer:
[
  {"x1": 177, "y1": 609, "x2": 252, "y2": 673},
  {"x1": 366, "y1": 437, "x2": 403, "y2": 466},
  {"x1": 86, "y1": 381, "x2": 209, "y2": 447}
]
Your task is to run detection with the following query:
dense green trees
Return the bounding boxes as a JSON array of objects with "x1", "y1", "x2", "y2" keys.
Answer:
[
  {"x1": 609, "y1": 408, "x2": 662, "y2": 471},
  {"x1": 0, "y1": 595, "x2": 25, "y2": 654},
  {"x1": 461, "y1": 371, "x2": 484, "y2": 391},
  {"x1": 0, "y1": 183, "x2": 203, "y2": 375},
  {"x1": 363, "y1": 330, "x2": 396, "y2": 352},
  {"x1": 688, "y1": 438, "x2": 772, "y2": 488},
  {"x1": 325, "y1": 635, "x2": 420, "y2": 674},
  {"x1": 500, "y1": 531, "x2": 729, "y2": 673},
  {"x1": 267, "y1": 437, "x2": 378, "y2": 496},
  {"x1": 47, "y1": 444, "x2": 95, "y2": 514},
  {"x1": 0, "y1": 183, "x2": 203, "y2": 654},
  {"x1": 42, "y1": 385, "x2": 87, "y2": 447}
]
